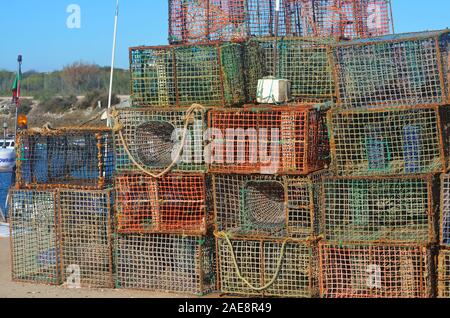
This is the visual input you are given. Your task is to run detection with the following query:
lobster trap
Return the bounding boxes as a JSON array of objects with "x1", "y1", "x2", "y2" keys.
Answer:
[
  {"x1": 130, "y1": 42, "x2": 245, "y2": 107},
  {"x1": 329, "y1": 106, "x2": 446, "y2": 176},
  {"x1": 208, "y1": 105, "x2": 329, "y2": 175},
  {"x1": 9, "y1": 190, "x2": 60, "y2": 285},
  {"x1": 438, "y1": 248, "x2": 450, "y2": 298},
  {"x1": 114, "y1": 233, "x2": 216, "y2": 295},
  {"x1": 16, "y1": 128, "x2": 114, "y2": 190},
  {"x1": 114, "y1": 107, "x2": 208, "y2": 174},
  {"x1": 332, "y1": 30, "x2": 450, "y2": 110},
  {"x1": 216, "y1": 235, "x2": 318, "y2": 298},
  {"x1": 245, "y1": 38, "x2": 335, "y2": 103},
  {"x1": 168, "y1": 0, "x2": 393, "y2": 44},
  {"x1": 322, "y1": 175, "x2": 437, "y2": 244},
  {"x1": 58, "y1": 189, "x2": 113, "y2": 288},
  {"x1": 213, "y1": 171, "x2": 327, "y2": 239},
  {"x1": 115, "y1": 173, "x2": 210, "y2": 235},
  {"x1": 441, "y1": 174, "x2": 450, "y2": 245},
  {"x1": 319, "y1": 242, "x2": 432, "y2": 298}
]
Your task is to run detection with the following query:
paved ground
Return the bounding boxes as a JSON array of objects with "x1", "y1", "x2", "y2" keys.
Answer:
[{"x1": 0, "y1": 237, "x2": 220, "y2": 298}]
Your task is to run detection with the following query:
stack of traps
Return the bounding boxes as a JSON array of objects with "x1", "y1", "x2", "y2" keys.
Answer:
[
  {"x1": 9, "y1": 189, "x2": 114, "y2": 288},
  {"x1": 114, "y1": 107, "x2": 215, "y2": 295},
  {"x1": 10, "y1": 128, "x2": 115, "y2": 288},
  {"x1": 168, "y1": 0, "x2": 393, "y2": 44}
]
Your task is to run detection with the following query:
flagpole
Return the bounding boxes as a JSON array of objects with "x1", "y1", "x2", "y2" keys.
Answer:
[
  {"x1": 107, "y1": 0, "x2": 119, "y2": 128},
  {"x1": 14, "y1": 55, "x2": 22, "y2": 140}
]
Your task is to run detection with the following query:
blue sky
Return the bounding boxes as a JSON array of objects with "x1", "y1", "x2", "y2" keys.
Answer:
[{"x1": 0, "y1": 0, "x2": 449, "y2": 72}]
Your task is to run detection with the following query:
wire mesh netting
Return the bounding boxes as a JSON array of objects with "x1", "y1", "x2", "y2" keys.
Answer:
[
  {"x1": 114, "y1": 233, "x2": 216, "y2": 295},
  {"x1": 114, "y1": 108, "x2": 207, "y2": 173},
  {"x1": 130, "y1": 43, "x2": 246, "y2": 107},
  {"x1": 319, "y1": 242, "x2": 431, "y2": 298},
  {"x1": 213, "y1": 171, "x2": 327, "y2": 239},
  {"x1": 438, "y1": 249, "x2": 450, "y2": 298},
  {"x1": 329, "y1": 106, "x2": 445, "y2": 176},
  {"x1": 441, "y1": 174, "x2": 450, "y2": 245},
  {"x1": 168, "y1": 0, "x2": 393, "y2": 44},
  {"x1": 115, "y1": 173, "x2": 210, "y2": 235},
  {"x1": 208, "y1": 105, "x2": 329, "y2": 175},
  {"x1": 322, "y1": 175, "x2": 436, "y2": 244},
  {"x1": 16, "y1": 128, "x2": 114, "y2": 190},
  {"x1": 332, "y1": 30, "x2": 450, "y2": 110},
  {"x1": 216, "y1": 236, "x2": 318, "y2": 298},
  {"x1": 9, "y1": 190, "x2": 60, "y2": 285},
  {"x1": 246, "y1": 38, "x2": 335, "y2": 103},
  {"x1": 58, "y1": 189, "x2": 113, "y2": 288}
]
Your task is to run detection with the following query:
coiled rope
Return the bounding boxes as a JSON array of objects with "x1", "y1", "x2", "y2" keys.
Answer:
[
  {"x1": 215, "y1": 231, "x2": 291, "y2": 292},
  {"x1": 111, "y1": 103, "x2": 206, "y2": 179}
]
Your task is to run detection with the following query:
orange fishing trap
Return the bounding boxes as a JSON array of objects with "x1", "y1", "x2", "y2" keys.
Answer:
[
  {"x1": 114, "y1": 233, "x2": 216, "y2": 295},
  {"x1": 130, "y1": 42, "x2": 246, "y2": 107},
  {"x1": 213, "y1": 171, "x2": 327, "y2": 239},
  {"x1": 329, "y1": 106, "x2": 447, "y2": 177},
  {"x1": 168, "y1": 0, "x2": 393, "y2": 44},
  {"x1": 208, "y1": 105, "x2": 329, "y2": 175},
  {"x1": 115, "y1": 173, "x2": 210, "y2": 235},
  {"x1": 331, "y1": 30, "x2": 450, "y2": 110},
  {"x1": 322, "y1": 175, "x2": 438, "y2": 244},
  {"x1": 9, "y1": 190, "x2": 61, "y2": 285},
  {"x1": 319, "y1": 242, "x2": 433, "y2": 298},
  {"x1": 438, "y1": 248, "x2": 450, "y2": 298},
  {"x1": 16, "y1": 128, "x2": 114, "y2": 190},
  {"x1": 58, "y1": 189, "x2": 114, "y2": 289},
  {"x1": 113, "y1": 107, "x2": 208, "y2": 174},
  {"x1": 215, "y1": 234, "x2": 319, "y2": 298}
]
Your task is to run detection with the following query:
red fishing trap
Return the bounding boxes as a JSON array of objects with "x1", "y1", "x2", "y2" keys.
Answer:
[
  {"x1": 115, "y1": 173, "x2": 210, "y2": 235},
  {"x1": 208, "y1": 105, "x2": 329, "y2": 175}
]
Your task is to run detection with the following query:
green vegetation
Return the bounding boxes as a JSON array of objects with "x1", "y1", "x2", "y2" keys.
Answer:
[{"x1": 0, "y1": 62, "x2": 130, "y2": 98}]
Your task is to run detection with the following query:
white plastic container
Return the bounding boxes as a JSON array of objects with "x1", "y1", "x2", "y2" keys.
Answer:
[{"x1": 256, "y1": 77, "x2": 291, "y2": 104}]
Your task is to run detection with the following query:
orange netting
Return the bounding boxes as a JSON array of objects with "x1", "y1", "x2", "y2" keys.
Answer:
[
  {"x1": 208, "y1": 105, "x2": 329, "y2": 175},
  {"x1": 319, "y1": 242, "x2": 432, "y2": 298},
  {"x1": 115, "y1": 173, "x2": 210, "y2": 235},
  {"x1": 169, "y1": 0, "x2": 393, "y2": 44}
]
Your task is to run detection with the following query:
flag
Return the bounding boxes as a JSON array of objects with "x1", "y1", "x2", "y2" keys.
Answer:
[{"x1": 11, "y1": 64, "x2": 22, "y2": 105}]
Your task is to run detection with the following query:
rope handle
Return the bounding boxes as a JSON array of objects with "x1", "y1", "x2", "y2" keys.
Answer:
[
  {"x1": 111, "y1": 104, "x2": 206, "y2": 179},
  {"x1": 215, "y1": 231, "x2": 290, "y2": 292}
]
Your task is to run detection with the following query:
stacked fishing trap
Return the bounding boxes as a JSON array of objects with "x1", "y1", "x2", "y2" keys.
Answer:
[
  {"x1": 9, "y1": 128, "x2": 115, "y2": 288},
  {"x1": 10, "y1": 0, "x2": 450, "y2": 299},
  {"x1": 323, "y1": 30, "x2": 450, "y2": 298}
]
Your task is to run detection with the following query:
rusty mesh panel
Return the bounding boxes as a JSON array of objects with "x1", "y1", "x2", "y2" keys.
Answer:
[
  {"x1": 216, "y1": 237, "x2": 318, "y2": 298},
  {"x1": 329, "y1": 107, "x2": 445, "y2": 176},
  {"x1": 319, "y1": 243, "x2": 430, "y2": 298},
  {"x1": 9, "y1": 190, "x2": 60, "y2": 285},
  {"x1": 438, "y1": 249, "x2": 450, "y2": 298},
  {"x1": 208, "y1": 105, "x2": 329, "y2": 175},
  {"x1": 332, "y1": 30, "x2": 450, "y2": 110},
  {"x1": 322, "y1": 176, "x2": 434, "y2": 243},
  {"x1": 114, "y1": 233, "x2": 215, "y2": 295},
  {"x1": 16, "y1": 128, "x2": 114, "y2": 190},
  {"x1": 213, "y1": 171, "x2": 327, "y2": 239},
  {"x1": 58, "y1": 189, "x2": 113, "y2": 288},
  {"x1": 115, "y1": 173, "x2": 209, "y2": 235},
  {"x1": 246, "y1": 38, "x2": 335, "y2": 103},
  {"x1": 442, "y1": 174, "x2": 450, "y2": 245},
  {"x1": 168, "y1": 0, "x2": 392, "y2": 44},
  {"x1": 114, "y1": 108, "x2": 207, "y2": 173},
  {"x1": 130, "y1": 43, "x2": 245, "y2": 107}
]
